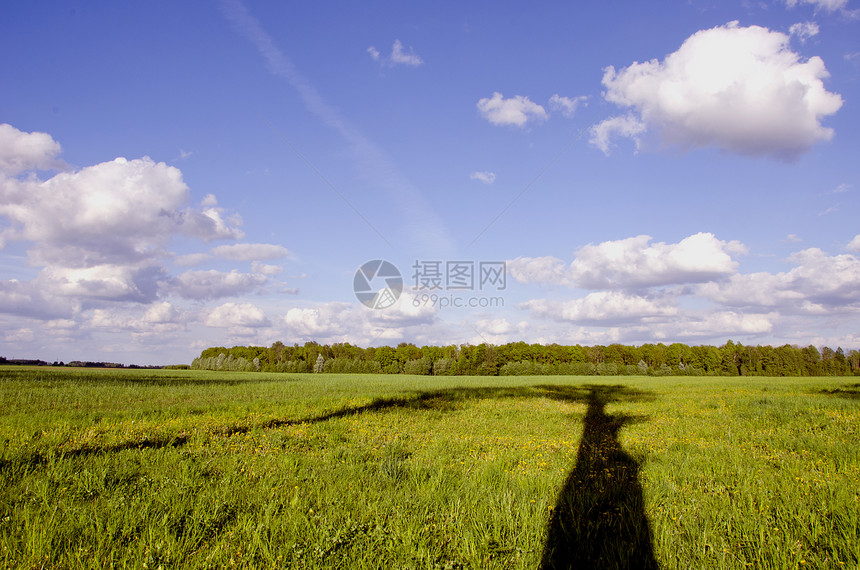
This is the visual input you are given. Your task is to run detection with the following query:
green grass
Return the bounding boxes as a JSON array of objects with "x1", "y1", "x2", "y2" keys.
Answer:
[{"x1": 1, "y1": 367, "x2": 858, "y2": 569}]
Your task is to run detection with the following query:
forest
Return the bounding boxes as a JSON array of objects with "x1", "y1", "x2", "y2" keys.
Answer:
[{"x1": 192, "y1": 340, "x2": 860, "y2": 377}]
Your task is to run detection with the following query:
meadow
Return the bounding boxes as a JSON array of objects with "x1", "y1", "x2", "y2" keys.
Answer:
[{"x1": 0, "y1": 366, "x2": 857, "y2": 569}]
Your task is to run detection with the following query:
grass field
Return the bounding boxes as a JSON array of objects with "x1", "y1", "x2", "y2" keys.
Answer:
[{"x1": 1, "y1": 367, "x2": 858, "y2": 569}]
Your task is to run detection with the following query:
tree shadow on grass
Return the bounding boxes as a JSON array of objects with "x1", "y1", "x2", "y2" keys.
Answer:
[
  {"x1": 269, "y1": 382, "x2": 660, "y2": 567},
  {"x1": 9, "y1": 379, "x2": 661, "y2": 569},
  {"x1": 540, "y1": 385, "x2": 659, "y2": 570},
  {"x1": 817, "y1": 383, "x2": 860, "y2": 400}
]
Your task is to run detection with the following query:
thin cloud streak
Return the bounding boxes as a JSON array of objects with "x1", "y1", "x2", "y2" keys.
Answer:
[{"x1": 220, "y1": 0, "x2": 454, "y2": 256}]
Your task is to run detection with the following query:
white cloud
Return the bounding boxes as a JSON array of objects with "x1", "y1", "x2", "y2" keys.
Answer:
[
  {"x1": 847, "y1": 235, "x2": 860, "y2": 252},
  {"x1": 205, "y1": 302, "x2": 270, "y2": 328},
  {"x1": 144, "y1": 302, "x2": 182, "y2": 324},
  {"x1": 548, "y1": 94, "x2": 588, "y2": 118},
  {"x1": 90, "y1": 303, "x2": 186, "y2": 334},
  {"x1": 367, "y1": 40, "x2": 423, "y2": 67},
  {"x1": 1, "y1": 155, "x2": 243, "y2": 267},
  {"x1": 40, "y1": 264, "x2": 165, "y2": 303},
  {"x1": 786, "y1": 233, "x2": 803, "y2": 243},
  {"x1": 0, "y1": 278, "x2": 79, "y2": 319},
  {"x1": 473, "y1": 317, "x2": 513, "y2": 336},
  {"x1": 251, "y1": 261, "x2": 283, "y2": 276},
  {"x1": 509, "y1": 234, "x2": 744, "y2": 290},
  {"x1": 785, "y1": 0, "x2": 850, "y2": 13},
  {"x1": 390, "y1": 39, "x2": 423, "y2": 66},
  {"x1": 572, "y1": 233, "x2": 743, "y2": 289},
  {"x1": 469, "y1": 171, "x2": 496, "y2": 184},
  {"x1": 174, "y1": 253, "x2": 212, "y2": 267},
  {"x1": 0, "y1": 124, "x2": 263, "y2": 334},
  {"x1": 593, "y1": 22, "x2": 843, "y2": 159},
  {"x1": 212, "y1": 243, "x2": 289, "y2": 261},
  {"x1": 5, "y1": 327, "x2": 34, "y2": 343},
  {"x1": 789, "y1": 21, "x2": 820, "y2": 42},
  {"x1": 522, "y1": 291, "x2": 677, "y2": 324},
  {"x1": 507, "y1": 256, "x2": 571, "y2": 286},
  {"x1": 700, "y1": 248, "x2": 860, "y2": 311},
  {"x1": 832, "y1": 183, "x2": 851, "y2": 193},
  {"x1": 282, "y1": 293, "x2": 436, "y2": 344},
  {"x1": 477, "y1": 92, "x2": 548, "y2": 127},
  {"x1": 173, "y1": 269, "x2": 268, "y2": 300},
  {"x1": 0, "y1": 123, "x2": 65, "y2": 174},
  {"x1": 668, "y1": 311, "x2": 775, "y2": 337},
  {"x1": 284, "y1": 303, "x2": 353, "y2": 338},
  {"x1": 589, "y1": 114, "x2": 647, "y2": 155}
]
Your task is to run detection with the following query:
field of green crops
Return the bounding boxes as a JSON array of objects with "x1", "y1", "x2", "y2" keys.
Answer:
[{"x1": 1, "y1": 366, "x2": 858, "y2": 569}]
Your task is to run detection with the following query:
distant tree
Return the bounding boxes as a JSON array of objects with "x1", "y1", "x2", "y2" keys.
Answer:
[{"x1": 313, "y1": 353, "x2": 325, "y2": 373}]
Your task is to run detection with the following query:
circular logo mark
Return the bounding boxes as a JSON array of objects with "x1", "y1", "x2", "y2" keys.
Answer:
[{"x1": 353, "y1": 260, "x2": 402, "y2": 309}]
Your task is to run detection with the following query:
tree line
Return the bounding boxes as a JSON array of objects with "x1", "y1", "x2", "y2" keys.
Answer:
[{"x1": 191, "y1": 340, "x2": 860, "y2": 377}]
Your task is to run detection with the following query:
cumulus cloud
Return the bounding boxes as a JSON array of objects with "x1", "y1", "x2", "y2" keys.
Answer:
[
  {"x1": 700, "y1": 248, "x2": 860, "y2": 311},
  {"x1": 469, "y1": 171, "x2": 496, "y2": 184},
  {"x1": 174, "y1": 253, "x2": 212, "y2": 267},
  {"x1": 40, "y1": 264, "x2": 166, "y2": 303},
  {"x1": 522, "y1": 292, "x2": 677, "y2": 325},
  {"x1": 205, "y1": 302, "x2": 270, "y2": 328},
  {"x1": 548, "y1": 94, "x2": 588, "y2": 118},
  {"x1": 510, "y1": 233, "x2": 743, "y2": 290},
  {"x1": 0, "y1": 278, "x2": 79, "y2": 319},
  {"x1": 0, "y1": 123, "x2": 264, "y2": 335},
  {"x1": 90, "y1": 303, "x2": 185, "y2": 334},
  {"x1": 589, "y1": 114, "x2": 647, "y2": 155},
  {"x1": 0, "y1": 123, "x2": 65, "y2": 174},
  {"x1": 848, "y1": 235, "x2": 860, "y2": 252},
  {"x1": 477, "y1": 92, "x2": 548, "y2": 127},
  {"x1": 571, "y1": 233, "x2": 744, "y2": 289},
  {"x1": 212, "y1": 243, "x2": 289, "y2": 261},
  {"x1": 668, "y1": 311, "x2": 775, "y2": 337},
  {"x1": 592, "y1": 22, "x2": 843, "y2": 159},
  {"x1": 143, "y1": 301, "x2": 182, "y2": 324},
  {"x1": 507, "y1": 256, "x2": 571, "y2": 286},
  {"x1": 172, "y1": 269, "x2": 268, "y2": 301},
  {"x1": 5, "y1": 327, "x2": 35, "y2": 343},
  {"x1": 1, "y1": 155, "x2": 243, "y2": 267},
  {"x1": 283, "y1": 293, "x2": 436, "y2": 343},
  {"x1": 367, "y1": 40, "x2": 423, "y2": 67},
  {"x1": 251, "y1": 261, "x2": 283, "y2": 276},
  {"x1": 284, "y1": 303, "x2": 353, "y2": 338}
]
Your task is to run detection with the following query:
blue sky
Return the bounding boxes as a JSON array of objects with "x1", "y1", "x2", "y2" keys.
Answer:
[{"x1": 1, "y1": 0, "x2": 858, "y2": 364}]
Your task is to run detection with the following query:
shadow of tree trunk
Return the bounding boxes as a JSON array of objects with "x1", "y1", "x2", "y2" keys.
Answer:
[{"x1": 540, "y1": 385, "x2": 659, "y2": 570}]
